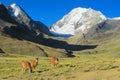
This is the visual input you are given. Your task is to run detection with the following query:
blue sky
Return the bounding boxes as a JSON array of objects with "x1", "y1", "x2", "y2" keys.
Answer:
[{"x1": 1, "y1": 0, "x2": 120, "y2": 26}]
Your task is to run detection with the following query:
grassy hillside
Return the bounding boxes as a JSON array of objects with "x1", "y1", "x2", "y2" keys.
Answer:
[
  {"x1": 0, "y1": 35, "x2": 68, "y2": 57},
  {"x1": 0, "y1": 35, "x2": 120, "y2": 80}
]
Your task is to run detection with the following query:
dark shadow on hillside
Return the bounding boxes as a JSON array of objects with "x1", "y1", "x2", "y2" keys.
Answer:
[
  {"x1": 2, "y1": 25, "x2": 37, "y2": 40},
  {"x1": 0, "y1": 48, "x2": 5, "y2": 53},
  {"x1": 2, "y1": 26, "x2": 98, "y2": 56},
  {"x1": 39, "y1": 37, "x2": 97, "y2": 51}
]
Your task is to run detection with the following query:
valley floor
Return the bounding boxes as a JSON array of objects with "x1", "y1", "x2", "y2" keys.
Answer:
[{"x1": 1, "y1": 53, "x2": 120, "y2": 80}]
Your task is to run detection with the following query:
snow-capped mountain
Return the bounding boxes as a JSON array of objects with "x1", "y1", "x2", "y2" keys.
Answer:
[
  {"x1": 7, "y1": 3, "x2": 51, "y2": 35},
  {"x1": 7, "y1": 3, "x2": 32, "y2": 26},
  {"x1": 50, "y1": 7, "x2": 106, "y2": 37}
]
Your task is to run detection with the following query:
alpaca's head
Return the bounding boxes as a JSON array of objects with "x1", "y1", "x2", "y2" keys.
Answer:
[{"x1": 36, "y1": 58, "x2": 39, "y2": 61}]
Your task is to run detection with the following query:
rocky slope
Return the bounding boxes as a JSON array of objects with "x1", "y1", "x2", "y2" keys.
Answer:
[{"x1": 65, "y1": 18, "x2": 120, "y2": 45}]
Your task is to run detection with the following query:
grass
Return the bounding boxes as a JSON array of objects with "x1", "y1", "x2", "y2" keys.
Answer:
[
  {"x1": 1, "y1": 33, "x2": 120, "y2": 80},
  {"x1": 0, "y1": 53, "x2": 120, "y2": 80}
]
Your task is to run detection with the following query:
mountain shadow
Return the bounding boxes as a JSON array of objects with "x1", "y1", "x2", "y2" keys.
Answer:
[
  {"x1": 39, "y1": 36, "x2": 97, "y2": 51},
  {"x1": 3, "y1": 26, "x2": 97, "y2": 48},
  {"x1": 2, "y1": 25, "x2": 97, "y2": 57}
]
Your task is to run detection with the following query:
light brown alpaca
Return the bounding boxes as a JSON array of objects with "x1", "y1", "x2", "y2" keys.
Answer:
[
  {"x1": 29, "y1": 58, "x2": 39, "y2": 69},
  {"x1": 21, "y1": 60, "x2": 32, "y2": 73},
  {"x1": 50, "y1": 57, "x2": 59, "y2": 67}
]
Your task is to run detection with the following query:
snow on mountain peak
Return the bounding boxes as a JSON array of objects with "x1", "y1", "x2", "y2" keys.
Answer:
[
  {"x1": 70, "y1": 7, "x2": 88, "y2": 14},
  {"x1": 9, "y1": 3, "x2": 21, "y2": 17},
  {"x1": 10, "y1": 3, "x2": 16, "y2": 7},
  {"x1": 50, "y1": 7, "x2": 106, "y2": 37},
  {"x1": 8, "y1": 3, "x2": 32, "y2": 26}
]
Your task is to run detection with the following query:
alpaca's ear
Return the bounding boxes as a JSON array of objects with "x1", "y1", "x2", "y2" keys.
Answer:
[{"x1": 36, "y1": 58, "x2": 39, "y2": 60}]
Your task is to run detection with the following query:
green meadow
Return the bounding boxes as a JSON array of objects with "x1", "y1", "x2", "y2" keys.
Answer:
[
  {"x1": 0, "y1": 36, "x2": 120, "y2": 80},
  {"x1": 0, "y1": 54, "x2": 120, "y2": 80}
]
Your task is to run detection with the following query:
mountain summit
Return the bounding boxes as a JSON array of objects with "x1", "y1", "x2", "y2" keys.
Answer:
[
  {"x1": 8, "y1": 3, "x2": 22, "y2": 18},
  {"x1": 8, "y1": 3, "x2": 32, "y2": 26},
  {"x1": 7, "y1": 3, "x2": 51, "y2": 35},
  {"x1": 50, "y1": 7, "x2": 106, "y2": 37}
]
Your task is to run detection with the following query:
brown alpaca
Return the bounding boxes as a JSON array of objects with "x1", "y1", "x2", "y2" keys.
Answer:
[
  {"x1": 21, "y1": 60, "x2": 32, "y2": 73},
  {"x1": 50, "y1": 57, "x2": 59, "y2": 67},
  {"x1": 29, "y1": 58, "x2": 39, "y2": 69}
]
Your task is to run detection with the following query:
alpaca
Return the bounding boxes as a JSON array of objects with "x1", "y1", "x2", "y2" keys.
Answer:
[
  {"x1": 50, "y1": 57, "x2": 59, "y2": 67},
  {"x1": 29, "y1": 58, "x2": 39, "y2": 69},
  {"x1": 21, "y1": 60, "x2": 32, "y2": 73}
]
